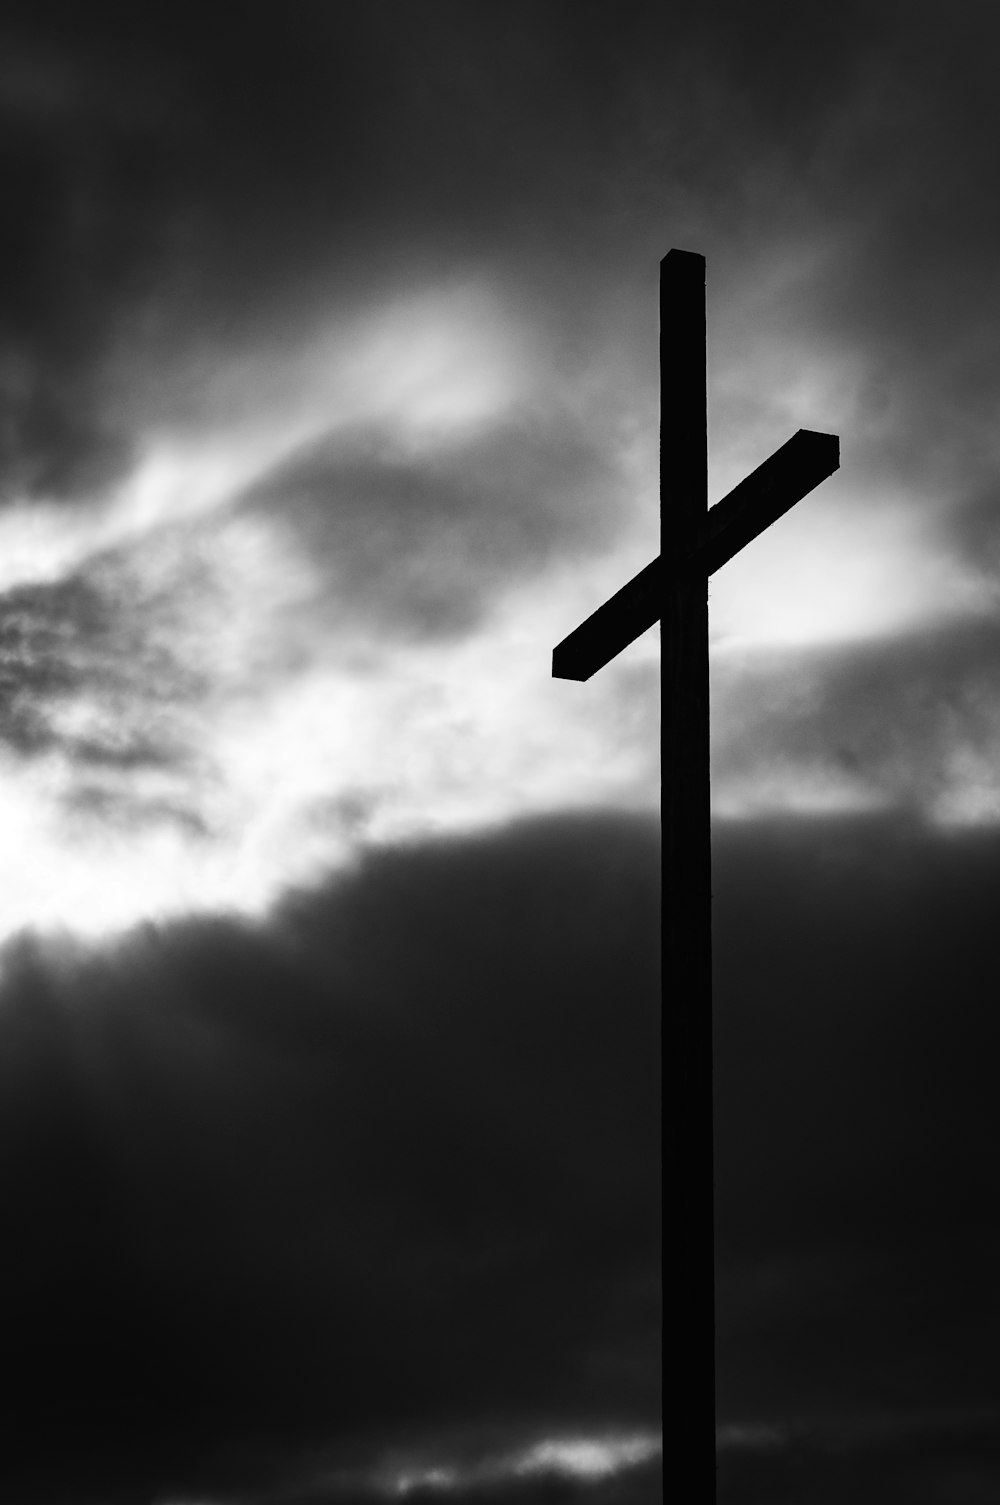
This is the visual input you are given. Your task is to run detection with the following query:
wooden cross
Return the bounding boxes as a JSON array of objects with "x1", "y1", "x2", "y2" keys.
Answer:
[{"x1": 552, "y1": 249, "x2": 839, "y2": 1498}]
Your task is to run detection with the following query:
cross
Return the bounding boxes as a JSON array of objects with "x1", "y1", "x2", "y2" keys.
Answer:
[{"x1": 552, "y1": 250, "x2": 839, "y2": 1499}]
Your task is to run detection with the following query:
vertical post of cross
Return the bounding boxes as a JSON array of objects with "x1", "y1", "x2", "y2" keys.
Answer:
[
  {"x1": 553, "y1": 255, "x2": 839, "y2": 1497},
  {"x1": 661, "y1": 248, "x2": 715, "y2": 1492}
]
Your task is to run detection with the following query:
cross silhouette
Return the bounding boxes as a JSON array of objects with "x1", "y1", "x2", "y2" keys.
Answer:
[{"x1": 552, "y1": 249, "x2": 839, "y2": 1497}]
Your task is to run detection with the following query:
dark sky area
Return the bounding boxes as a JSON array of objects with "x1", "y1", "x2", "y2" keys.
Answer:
[{"x1": 3, "y1": 2, "x2": 1000, "y2": 1501}]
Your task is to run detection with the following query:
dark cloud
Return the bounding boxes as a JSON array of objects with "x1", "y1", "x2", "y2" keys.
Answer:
[
  {"x1": 0, "y1": 812, "x2": 660, "y2": 1501},
  {"x1": 680, "y1": 3, "x2": 1000, "y2": 540},
  {"x1": 713, "y1": 615, "x2": 1000, "y2": 818},
  {"x1": 713, "y1": 814, "x2": 1000, "y2": 1443},
  {"x1": 0, "y1": 0, "x2": 920, "y2": 505},
  {"x1": 0, "y1": 1, "x2": 670, "y2": 504},
  {"x1": 718, "y1": 1410, "x2": 1000, "y2": 1505},
  {"x1": 0, "y1": 5, "x2": 183, "y2": 503}
]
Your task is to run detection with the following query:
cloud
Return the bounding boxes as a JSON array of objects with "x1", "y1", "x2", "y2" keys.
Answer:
[
  {"x1": 0, "y1": 475, "x2": 660, "y2": 943},
  {"x1": 241, "y1": 1439, "x2": 664, "y2": 1505},
  {"x1": 0, "y1": 555, "x2": 205, "y2": 769},
  {"x1": 12, "y1": 0, "x2": 1000, "y2": 920},
  {"x1": 0, "y1": 812, "x2": 660, "y2": 1502},
  {"x1": 0, "y1": 4, "x2": 676, "y2": 515},
  {"x1": 235, "y1": 404, "x2": 630, "y2": 646},
  {"x1": 717, "y1": 1408, "x2": 1000, "y2": 1504},
  {"x1": 711, "y1": 613, "x2": 1000, "y2": 825},
  {"x1": 0, "y1": 1, "x2": 678, "y2": 949},
  {"x1": 0, "y1": 281, "x2": 661, "y2": 947},
  {"x1": 713, "y1": 815, "x2": 1000, "y2": 1433}
]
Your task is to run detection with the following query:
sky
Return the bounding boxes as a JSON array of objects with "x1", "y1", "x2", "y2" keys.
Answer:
[{"x1": 3, "y1": 0, "x2": 1000, "y2": 1500}]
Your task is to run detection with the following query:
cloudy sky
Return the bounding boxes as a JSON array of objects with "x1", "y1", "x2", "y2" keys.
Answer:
[{"x1": 3, "y1": 2, "x2": 1000, "y2": 1500}]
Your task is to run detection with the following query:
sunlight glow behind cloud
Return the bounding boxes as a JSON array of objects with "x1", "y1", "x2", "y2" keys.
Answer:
[
  {"x1": 709, "y1": 484, "x2": 992, "y2": 651},
  {"x1": 2, "y1": 266, "x2": 999, "y2": 950}
]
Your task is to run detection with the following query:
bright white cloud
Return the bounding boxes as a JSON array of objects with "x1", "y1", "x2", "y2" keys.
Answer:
[
  {"x1": 0, "y1": 552, "x2": 660, "y2": 949},
  {"x1": 0, "y1": 283, "x2": 659, "y2": 950},
  {"x1": 709, "y1": 484, "x2": 992, "y2": 652}
]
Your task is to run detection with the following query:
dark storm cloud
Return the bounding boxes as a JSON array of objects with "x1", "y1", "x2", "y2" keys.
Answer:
[
  {"x1": 0, "y1": 812, "x2": 659, "y2": 1502},
  {"x1": 0, "y1": 0, "x2": 665, "y2": 504},
  {"x1": 678, "y1": 4, "x2": 1000, "y2": 560},
  {"x1": 0, "y1": 1, "x2": 991, "y2": 418},
  {"x1": 718, "y1": 1410, "x2": 1000, "y2": 1505},
  {"x1": 0, "y1": 0, "x2": 919, "y2": 506},
  {"x1": 712, "y1": 814, "x2": 1000, "y2": 1455},
  {"x1": 0, "y1": 4, "x2": 183, "y2": 503}
]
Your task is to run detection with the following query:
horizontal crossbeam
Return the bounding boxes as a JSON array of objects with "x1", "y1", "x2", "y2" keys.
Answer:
[
  {"x1": 551, "y1": 557, "x2": 660, "y2": 682},
  {"x1": 551, "y1": 428, "x2": 839, "y2": 681},
  {"x1": 690, "y1": 428, "x2": 839, "y2": 578}
]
